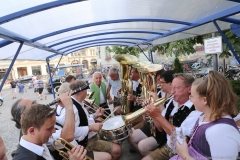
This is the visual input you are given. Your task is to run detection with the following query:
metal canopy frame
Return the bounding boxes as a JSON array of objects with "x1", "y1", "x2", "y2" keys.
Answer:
[{"x1": 0, "y1": 0, "x2": 240, "y2": 91}]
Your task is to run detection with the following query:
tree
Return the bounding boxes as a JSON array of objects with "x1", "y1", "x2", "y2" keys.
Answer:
[
  {"x1": 105, "y1": 46, "x2": 141, "y2": 57},
  {"x1": 173, "y1": 57, "x2": 183, "y2": 73},
  {"x1": 152, "y1": 36, "x2": 203, "y2": 57}
]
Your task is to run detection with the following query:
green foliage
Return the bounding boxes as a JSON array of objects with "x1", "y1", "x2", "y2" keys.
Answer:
[
  {"x1": 152, "y1": 29, "x2": 240, "y2": 59},
  {"x1": 229, "y1": 80, "x2": 240, "y2": 110},
  {"x1": 173, "y1": 57, "x2": 183, "y2": 73},
  {"x1": 230, "y1": 80, "x2": 240, "y2": 95},
  {"x1": 152, "y1": 37, "x2": 201, "y2": 57},
  {"x1": 105, "y1": 46, "x2": 140, "y2": 57}
]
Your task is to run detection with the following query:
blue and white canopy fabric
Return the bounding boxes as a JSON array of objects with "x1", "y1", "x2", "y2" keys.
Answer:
[{"x1": 0, "y1": 0, "x2": 240, "y2": 60}]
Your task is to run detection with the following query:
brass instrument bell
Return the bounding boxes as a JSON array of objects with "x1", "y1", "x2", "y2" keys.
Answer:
[
  {"x1": 114, "y1": 54, "x2": 139, "y2": 114},
  {"x1": 87, "y1": 91, "x2": 94, "y2": 99}
]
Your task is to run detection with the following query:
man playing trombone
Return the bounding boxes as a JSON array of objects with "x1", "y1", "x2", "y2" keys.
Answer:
[{"x1": 70, "y1": 80, "x2": 122, "y2": 160}]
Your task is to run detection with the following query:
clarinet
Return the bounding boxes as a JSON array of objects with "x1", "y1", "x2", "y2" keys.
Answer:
[{"x1": 46, "y1": 84, "x2": 90, "y2": 107}]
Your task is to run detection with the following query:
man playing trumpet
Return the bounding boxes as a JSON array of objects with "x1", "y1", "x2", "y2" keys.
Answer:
[{"x1": 11, "y1": 92, "x2": 87, "y2": 160}]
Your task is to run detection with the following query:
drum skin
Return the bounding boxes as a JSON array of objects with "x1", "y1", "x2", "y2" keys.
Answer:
[{"x1": 99, "y1": 116, "x2": 132, "y2": 143}]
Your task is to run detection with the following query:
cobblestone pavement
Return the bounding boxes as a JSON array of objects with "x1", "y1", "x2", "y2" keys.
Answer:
[{"x1": 0, "y1": 86, "x2": 142, "y2": 160}]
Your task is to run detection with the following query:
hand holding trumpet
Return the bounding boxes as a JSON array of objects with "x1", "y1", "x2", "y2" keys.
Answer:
[{"x1": 68, "y1": 145, "x2": 87, "y2": 160}]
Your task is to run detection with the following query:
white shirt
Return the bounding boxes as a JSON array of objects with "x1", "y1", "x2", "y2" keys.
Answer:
[
  {"x1": 56, "y1": 97, "x2": 96, "y2": 141},
  {"x1": 56, "y1": 104, "x2": 80, "y2": 128},
  {"x1": 132, "y1": 79, "x2": 140, "y2": 92},
  {"x1": 195, "y1": 114, "x2": 240, "y2": 160},
  {"x1": 46, "y1": 129, "x2": 79, "y2": 151},
  {"x1": 161, "y1": 99, "x2": 202, "y2": 147},
  {"x1": 157, "y1": 90, "x2": 166, "y2": 98},
  {"x1": 107, "y1": 77, "x2": 121, "y2": 97},
  {"x1": 20, "y1": 137, "x2": 53, "y2": 160}
]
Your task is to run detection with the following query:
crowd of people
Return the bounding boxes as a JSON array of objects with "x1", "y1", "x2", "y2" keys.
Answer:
[
  {"x1": 10, "y1": 76, "x2": 46, "y2": 100},
  {"x1": 1, "y1": 66, "x2": 240, "y2": 160}
]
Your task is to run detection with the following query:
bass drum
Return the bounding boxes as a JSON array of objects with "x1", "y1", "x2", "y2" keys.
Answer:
[{"x1": 99, "y1": 116, "x2": 132, "y2": 143}]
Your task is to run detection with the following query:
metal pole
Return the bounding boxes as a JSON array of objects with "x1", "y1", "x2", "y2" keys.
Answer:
[
  {"x1": 51, "y1": 55, "x2": 63, "y2": 79},
  {"x1": 212, "y1": 32, "x2": 218, "y2": 71},
  {"x1": 137, "y1": 45, "x2": 151, "y2": 61},
  {"x1": 0, "y1": 42, "x2": 23, "y2": 91},
  {"x1": 213, "y1": 20, "x2": 240, "y2": 64},
  {"x1": 149, "y1": 44, "x2": 154, "y2": 63},
  {"x1": 98, "y1": 47, "x2": 102, "y2": 72},
  {"x1": 46, "y1": 57, "x2": 56, "y2": 99}
]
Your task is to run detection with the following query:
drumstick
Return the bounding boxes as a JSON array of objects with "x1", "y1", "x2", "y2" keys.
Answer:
[{"x1": 102, "y1": 108, "x2": 117, "y2": 123}]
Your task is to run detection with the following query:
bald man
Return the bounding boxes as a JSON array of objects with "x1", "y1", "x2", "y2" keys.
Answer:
[
  {"x1": 0, "y1": 137, "x2": 7, "y2": 160},
  {"x1": 89, "y1": 72, "x2": 111, "y2": 115}
]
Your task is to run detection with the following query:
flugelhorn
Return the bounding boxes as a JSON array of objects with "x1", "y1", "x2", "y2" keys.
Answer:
[
  {"x1": 84, "y1": 98, "x2": 110, "y2": 119},
  {"x1": 52, "y1": 138, "x2": 93, "y2": 160}
]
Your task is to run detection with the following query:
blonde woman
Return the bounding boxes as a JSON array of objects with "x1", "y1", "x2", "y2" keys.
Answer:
[{"x1": 173, "y1": 71, "x2": 240, "y2": 160}]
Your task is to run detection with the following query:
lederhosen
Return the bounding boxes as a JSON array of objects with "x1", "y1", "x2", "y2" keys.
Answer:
[
  {"x1": 155, "y1": 101, "x2": 195, "y2": 148},
  {"x1": 130, "y1": 83, "x2": 142, "y2": 112}
]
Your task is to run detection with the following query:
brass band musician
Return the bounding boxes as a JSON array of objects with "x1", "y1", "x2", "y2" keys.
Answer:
[
  {"x1": 11, "y1": 92, "x2": 87, "y2": 160},
  {"x1": 128, "y1": 70, "x2": 175, "y2": 156},
  {"x1": 69, "y1": 80, "x2": 122, "y2": 160}
]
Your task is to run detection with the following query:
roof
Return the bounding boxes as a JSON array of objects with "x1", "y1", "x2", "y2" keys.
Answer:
[{"x1": 0, "y1": 0, "x2": 240, "y2": 60}]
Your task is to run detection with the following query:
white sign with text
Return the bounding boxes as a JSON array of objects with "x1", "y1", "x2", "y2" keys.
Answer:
[{"x1": 204, "y1": 36, "x2": 222, "y2": 54}]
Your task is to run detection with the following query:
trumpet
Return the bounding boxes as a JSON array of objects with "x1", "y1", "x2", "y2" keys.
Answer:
[
  {"x1": 52, "y1": 138, "x2": 93, "y2": 160},
  {"x1": 84, "y1": 98, "x2": 110, "y2": 118},
  {"x1": 87, "y1": 91, "x2": 94, "y2": 99}
]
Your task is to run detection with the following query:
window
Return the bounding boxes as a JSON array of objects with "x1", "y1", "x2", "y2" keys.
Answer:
[
  {"x1": 32, "y1": 66, "x2": 41, "y2": 76},
  {"x1": 82, "y1": 51, "x2": 86, "y2": 56}
]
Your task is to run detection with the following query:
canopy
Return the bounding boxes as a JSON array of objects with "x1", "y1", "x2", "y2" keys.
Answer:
[{"x1": 0, "y1": 0, "x2": 240, "y2": 60}]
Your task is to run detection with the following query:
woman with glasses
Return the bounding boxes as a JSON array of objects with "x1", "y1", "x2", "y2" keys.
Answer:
[{"x1": 173, "y1": 71, "x2": 240, "y2": 160}]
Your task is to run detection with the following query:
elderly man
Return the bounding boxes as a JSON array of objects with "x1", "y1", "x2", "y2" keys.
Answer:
[
  {"x1": 0, "y1": 136, "x2": 7, "y2": 160},
  {"x1": 107, "y1": 67, "x2": 122, "y2": 115},
  {"x1": 140, "y1": 73, "x2": 202, "y2": 160},
  {"x1": 89, "y1": 72, "x2": 111, "y2": 115},
  {"x1": 11, "y1": 92, "x2": 87, "y2": 160},
  {"x1": 70, "y1": 80, "x2": 122, "y2": 160}
]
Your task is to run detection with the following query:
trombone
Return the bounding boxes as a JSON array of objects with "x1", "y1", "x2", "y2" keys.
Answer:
[
  {"x1": 84, "y1": 98, "x2": 110, "y2": 118},
  {"x1": 52, "y1": 138, "x2": 93, "y2": 160}
]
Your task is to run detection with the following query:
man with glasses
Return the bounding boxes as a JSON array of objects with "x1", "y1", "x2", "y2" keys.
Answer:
[
  {"x1": 128, "y1": 70, "x2": 174, "y2": 156},
  {"x1": 141, "y1": 73, "x2": 202, "y2": 160}
]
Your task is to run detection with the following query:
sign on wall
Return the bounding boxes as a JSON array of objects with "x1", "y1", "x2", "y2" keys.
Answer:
[{"x1": 204, "y1": 36, "x2": 222, "y2": 54}]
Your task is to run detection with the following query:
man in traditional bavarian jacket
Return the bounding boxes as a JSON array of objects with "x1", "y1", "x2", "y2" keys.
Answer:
[
  {"x1": 142, "y1": 73, "x2": 202, "y2": 160},
  {"x1": 70, "y1": 80, "x2": 122, "y2": 160},
  {"x1": 89, "y1": 72, "x2": 111, "y2": 115}
]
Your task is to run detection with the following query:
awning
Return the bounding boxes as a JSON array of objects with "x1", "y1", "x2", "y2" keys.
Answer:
[{"x1": 0, "y1": 0, "x2": 239, "y2": 60}]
